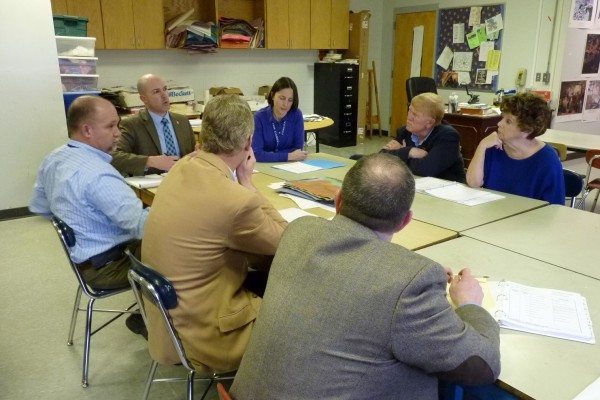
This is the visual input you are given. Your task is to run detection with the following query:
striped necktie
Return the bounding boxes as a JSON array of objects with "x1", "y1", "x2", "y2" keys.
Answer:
[{"x1": 161, "y1": 117, "x2": 178, "y2": 156}]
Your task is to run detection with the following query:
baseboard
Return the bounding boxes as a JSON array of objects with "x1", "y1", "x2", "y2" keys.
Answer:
[{"x1": 0, "y1": 207, "x2": 33, "y2": 221}]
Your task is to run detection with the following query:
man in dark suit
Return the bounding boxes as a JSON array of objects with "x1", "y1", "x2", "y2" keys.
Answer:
[
  {"x1": 382, "y1": 92, "x2": 466, "y2": 182},
  {"x1": 111, "y1": 74, "x2": 196, "y2": 176},
  {"x1": 231, "y1": 153, "x2": 500, "y2": 399}
]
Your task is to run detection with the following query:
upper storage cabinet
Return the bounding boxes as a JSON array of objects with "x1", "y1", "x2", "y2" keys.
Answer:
[
  {"x1": 217, "y1": 0, "x2": 264, "y2": 22},
  {"x1": 310, "y1": 0, "x2": 349, "y2": 49},
  {"x1": 101, "y1": 0, "x2": 165, "y2": 49},
  {"x1": 51, "y1": 0, "x2": 105, "y2": 48},
  {"x1": 265, "y1": 0, "x2": 310, "y2": 49}
]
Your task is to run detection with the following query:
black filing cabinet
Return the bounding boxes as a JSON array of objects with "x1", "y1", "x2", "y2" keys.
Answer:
[{"x1": 314, "y1": 63, "x2": 358, "y2": 147}]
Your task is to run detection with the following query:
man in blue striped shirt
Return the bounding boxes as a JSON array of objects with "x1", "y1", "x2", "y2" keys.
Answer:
[{"x1": 30, "y1": 96, "x2": 149, "y2": 291}]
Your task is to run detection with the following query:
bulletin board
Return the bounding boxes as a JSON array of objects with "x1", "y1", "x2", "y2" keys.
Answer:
[{"x1": 434, "y1": 5, "x2": 504, "y2": 91}]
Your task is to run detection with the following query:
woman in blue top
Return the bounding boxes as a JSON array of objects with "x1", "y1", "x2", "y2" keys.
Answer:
[
  {"x1": 466, "y1": 92, "x2": 565, "y2": 204},
  {"x1": 252, "y1": 77, "x2": 308, "y2": 162}
]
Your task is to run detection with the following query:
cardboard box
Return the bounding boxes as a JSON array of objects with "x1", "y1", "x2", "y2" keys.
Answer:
[
  {"x1": 258, "y1": 85, "x2": 271, "y2": 96},
  {"x1": 344, "y1": 11, "x2": 371, "y2": 133},
  {"x1": 209, "y1": 87, "x2": 244, "y2": 96}
]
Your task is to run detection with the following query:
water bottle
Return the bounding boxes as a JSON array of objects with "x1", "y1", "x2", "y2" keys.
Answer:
[{"x1": 449, "y1": 92, "x2": 459, "y2": 113}]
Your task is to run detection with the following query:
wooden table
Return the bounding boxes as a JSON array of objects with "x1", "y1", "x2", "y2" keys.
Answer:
[
  {"x1": 304, "y1": 117, "x2": 334, "y2": 153},
  {"x1": 254, "y1": 152, "x2": 354, "y2": 182},
  {"x1": 411, "y1": 189, "x2": 547, "y2": 232},
  {"x1": 462, "y1": 205, "x2": 600, "y2": 280},
  {"x1": 443, "y1": 112, "x2": 502, "y2": 167},
  {"x1": 541, "y1": 128, "x2": 600, "y2": 152},
  {"x1": 417, "y1": 237, "x2": 600, "y2": 400},
  {"x1": 141, "y1": 171, "x2": 457, "y2": 251}
]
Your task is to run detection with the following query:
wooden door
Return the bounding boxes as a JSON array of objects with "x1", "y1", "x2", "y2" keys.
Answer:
[
  {"x1": 310, "y1": 0, "x2": 331, "y2": 49},
  {"x1": 67, "y1": 0, "x2": 105, "y2": 48},
  {"x1": 101, "y1": 0, "x2": 135, "y2": 49},
  {"x1": 51, "y1": 0, "x2": 68, "y2": 14},
  {"x1": 289, "y1": 0, "x2": 310, "y2": 49},
  {"x1": 390, "y1": 11, "x2": 436, "y2": 137},
  {"x1": 133, "y1": 0, "x2": 165, "y2": 49},
  {"x1": 266, "y1": 0, "x2": 289, "y2": 49},
  {"x1": 330, "y1": 0, "x2": 349, "y2": 49}
]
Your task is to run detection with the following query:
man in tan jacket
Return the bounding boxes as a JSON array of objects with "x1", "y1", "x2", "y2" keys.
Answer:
[{"x1": 142, "y1": 94, "x2": 287, "y2": 373}]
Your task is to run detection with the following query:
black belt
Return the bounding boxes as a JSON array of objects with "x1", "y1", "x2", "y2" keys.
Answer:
[{"x1": 77, "y1": 242, "x2": 130, "y2": 271}]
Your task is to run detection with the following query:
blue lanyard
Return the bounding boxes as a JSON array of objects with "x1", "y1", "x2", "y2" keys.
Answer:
[{"x1": 271, "y1": 120, "x2": 286, "y2": 151}]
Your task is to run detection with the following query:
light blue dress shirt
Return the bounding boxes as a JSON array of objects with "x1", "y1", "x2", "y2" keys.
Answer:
[
  {"x1": 148, "y1": 111, "x2": 181, "y2": 156},
  {"x1": 29, "y1": 140, "x2": 149, "y2": 263}
]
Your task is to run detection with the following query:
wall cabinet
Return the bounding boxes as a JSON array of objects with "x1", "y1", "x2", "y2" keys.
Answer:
[
  {"x1": 310, "y1": 0, "x2": 349, "y2": 49},
  {"x1": 101, "y1": 0, "x2": 165, "y2": 49},
  {"x1": 50, "y1": 0, "x2": 105, "y2": 48},
  {"x1": 265, "y1": 0, "x2": 310, "y2": 49}
]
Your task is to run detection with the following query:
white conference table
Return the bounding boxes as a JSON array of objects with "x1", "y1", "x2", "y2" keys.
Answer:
[
  {"x1": 417, "y1": 237, "x2": 600, "y2": 400},
  {"x1": 542, "y1": 128, "x2": 600, "y2": 151},
  {"x1": 254, "y1": 153, "x2": 354, "y2": 182},
  {"x1": 411, "y1": 190, "x2": 547, "y2": 232},
  {"x1": 462, "y1": 205, "x2": 600, "y2": 280}
]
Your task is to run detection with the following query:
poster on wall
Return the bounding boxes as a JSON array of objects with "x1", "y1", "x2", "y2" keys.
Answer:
[
  {"x1": 556, "y1": 80, "x2": 586, "y2": 122},
  {"x1": 570, "y1": 0, "x2": 597, "y2": 29},
  {"x1": 582, "y1": 33, "x2": 600, "y2": 75},
  {"x1": 583, "y1": 80, "x2": 600, "y2": 121}
]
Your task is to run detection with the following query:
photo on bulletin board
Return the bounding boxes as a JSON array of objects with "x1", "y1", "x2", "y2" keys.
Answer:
[{"x1": 435, "y1": 4, "x2": 504, "y2": 91}]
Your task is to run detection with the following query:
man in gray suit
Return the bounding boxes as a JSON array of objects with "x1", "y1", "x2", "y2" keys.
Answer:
[
  {"x1": 231, "y1": 153, "x2": 501, "y2": 399},
  {"x1": 111, "y1": 74, "x2": 196, "y2": 176}
]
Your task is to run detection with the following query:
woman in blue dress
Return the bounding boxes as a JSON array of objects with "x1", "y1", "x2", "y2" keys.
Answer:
[
  {"x1": 252, "y1": 77, "x2": 308, "y2": 162},
  {"x1": 466, "y1": 92, "x2": 565, "y2": 204}
]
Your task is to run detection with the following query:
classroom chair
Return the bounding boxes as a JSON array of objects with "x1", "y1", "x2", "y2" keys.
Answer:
[
  {"x1": 406, "y1": 77, "x2": 437, "y2": 104},
  {"x1": 51, "y1": 217, "x2": 137, "y2": 388},
  {"x1": 547, "y1": 141, "x2": 568, "y2": 161},
  {"x1": 579, "y1": 149, "x2": 600, "y2": 212},
  {"x1": 125, "y1": 250, "x2": 235, "y2": 400},
  {"x1": 563, "y1": 169, "x2": 584, "y2": 208}
]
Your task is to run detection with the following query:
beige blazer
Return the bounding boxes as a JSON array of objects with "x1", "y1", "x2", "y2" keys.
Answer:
[
  {"x1": 111, "y1": 109, "x2": 195, "y2": 176},
  {"x1": 142, "y1": 151, "x2": 287, "y2": 373}
]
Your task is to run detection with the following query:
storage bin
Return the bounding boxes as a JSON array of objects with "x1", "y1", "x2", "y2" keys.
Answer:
[
  {"x1": 62, "y1": 91, "x2": 101, "y2": 114},
  {"x1": 53, "y1": 15, "x2": 88, "y2": 37},
  {"x1": 60, "y1": 74, "x2": 99, "y2": 92},
  {"x1": 55, "y1": 36, "x2": 96, "y2": 57},
  {"x1": 58, "y1": 56, "x2": 98, "y2": 74}
]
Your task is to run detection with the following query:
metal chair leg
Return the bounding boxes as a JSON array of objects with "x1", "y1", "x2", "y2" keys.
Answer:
[
  {"x1": 187, "y1": 370, "x2": 196, "y2": 400},
  {"x1": 592, "y1": 190, "x2": 600, "y2": 212},
  {"x1": 199, "y1": 376, "x2": 214, "y2": 400},
  {"x1": 67, "y1": 286, "x2": 82, "y2": 346},
  {"x1": 142, "y1": 360, "x2": 158, "y2": 400},
  {"x1": 81, "y1": 297, "x2": 96, "y2": 388}
]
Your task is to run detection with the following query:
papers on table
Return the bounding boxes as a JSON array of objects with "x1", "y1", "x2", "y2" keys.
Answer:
[
  {"x1": 415, "y1": 177, "x2": 504, "y2": 206},
  {"x1": 277, "y1": 207, "x2": 317, "y2": 222},
  {"x1": 279, "y1": 194, "x2": 336, "y2": 213},
  {"x1": 303, "y1": 114, "x2": 325, "y2": 122},
  {"x1": 490, "y1": 281, "x2": 595, "y2": 344},
  {"x1": 125, "y1": 174, "x2": 164, "y2": 189},
  {"x1": 272, "y1": 159, "x2": 345, "y2": 173},
  {"x1": 574, "y1": 377, "x2": 600, "y2": 400}
]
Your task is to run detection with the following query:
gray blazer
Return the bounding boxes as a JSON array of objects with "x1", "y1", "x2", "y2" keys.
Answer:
[
  {"x1": 111, "y1": 109, "x2": 195, "y2": 176},
  {"x1": 231, "y1": 215, "x2": 500, "y2": 399}
]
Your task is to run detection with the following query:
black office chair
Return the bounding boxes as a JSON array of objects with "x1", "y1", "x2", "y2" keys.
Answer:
[
  {"x1": 563, "y1": 169, "x2": 584, "y2": 208},
  {"x1": 125, "y1": 250, "x2": 235, "y2": 400},
  {"x1": 51, "y1": 217, "x2": 137, "y2": 388},
  {"x1": 406, "y1": 77, "x2": 438, "y2": 103}
]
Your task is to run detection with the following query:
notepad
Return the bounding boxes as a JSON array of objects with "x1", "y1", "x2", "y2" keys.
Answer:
[
  {"x1": 415, "y1": 177, "x2": 504, "y2": 206},
  {"x1": 490, "y1": 281, "x2": 595, "y2": 344},
  {"x1": 272, "y1": 162, "x2": 322, "y2": 173},
  {"x1": 124, "y1": 174, "x2": 164, "y2": 189}
]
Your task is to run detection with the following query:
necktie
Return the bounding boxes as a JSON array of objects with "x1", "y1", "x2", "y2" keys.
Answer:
[{"x1": 161, "y1": 117, "x2": 178, "y2": 156}]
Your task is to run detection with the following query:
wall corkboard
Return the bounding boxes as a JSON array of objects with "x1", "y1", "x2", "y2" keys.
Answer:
[{"x1": 435, "y1": 5, "x2": 504, "y2": 91}]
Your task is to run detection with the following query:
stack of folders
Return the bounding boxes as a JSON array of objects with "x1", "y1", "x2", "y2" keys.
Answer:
[
  {"x1": 277, "y1": 179, "x2": 339, "y2": 205},
  {"x1": 490, "y1": 281, "x2": 595, "y2": 344}
]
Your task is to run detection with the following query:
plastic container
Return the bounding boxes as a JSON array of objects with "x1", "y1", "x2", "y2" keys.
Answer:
[
  {"x1": 53, "y1": 15, "x2": 88, "y2": 37},
  {"x1": 448, "y1": 92, "x2": 459, "y2": 113},
  {"x1": 60, "y1": 74, "x2": 99, "y2": 92},
  {"x1": 55, "y1": 36, "x2": 96, "y2": 57},
  {"x1": 62, "y1": 91, "x2": 101, "y2": 114},
  {"x1": 58, "y1": 56, "x2": 98, "y2": 74}
]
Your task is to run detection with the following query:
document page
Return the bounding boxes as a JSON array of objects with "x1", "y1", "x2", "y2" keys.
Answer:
[
  {"x1": 491, "y1": 281, "x2": 595, "y2": 344},
  {"x1": 425, "y1": 184, "x2": 504, "y2": 206},
  {"x1": 124, "y1": 174, "x2": 164, "y2": 189},
  {"x1": 272, "y1": 162, "x2": 322, "y2": 173}
]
